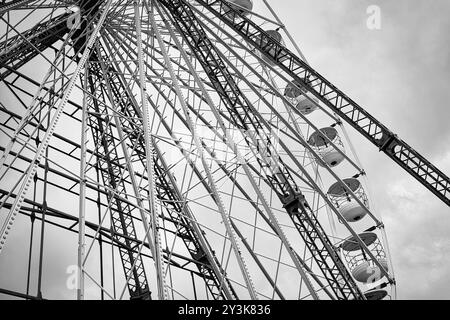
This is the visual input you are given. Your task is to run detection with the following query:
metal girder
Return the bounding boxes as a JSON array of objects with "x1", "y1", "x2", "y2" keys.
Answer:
[
  {"x1": 0, "y1": 14, "x2": 69, "y2": 80},
  {"x1": 0, "y1": 0, "x2": 113, "y2": 262},
  {"x1": 158, "y1": 0, "x2": 364, "y2": 300},
  {"x1": 194, "y1": 0, "x2": 450, "y2": 207},
  {"x1": 83, "y1": 54, "x2": 152, "y2": 300},
  {"x1": 0, "y1": 188, "x2": 229, "y2": 281},
  {"x1": 91, "y1": 40, "x2": 236, "y2": 299},
  {"x1": 153, "y1": 143, "x2": 237, "y2": 300},
  {"x1": 0, "y1": 1, "x2": 150, "y2": 299},
  {"x1": 1, "y1": 39, "x2": 237, "y2": 299}
]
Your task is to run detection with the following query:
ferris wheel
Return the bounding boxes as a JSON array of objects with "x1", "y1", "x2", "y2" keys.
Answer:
[{"x1": 1, "y1": 0, "x2": 448, "y2": 301}]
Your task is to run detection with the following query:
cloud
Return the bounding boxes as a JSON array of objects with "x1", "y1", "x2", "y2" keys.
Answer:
[{"x1": 380, "y1": 150, "x2": 450, "y2": 298}]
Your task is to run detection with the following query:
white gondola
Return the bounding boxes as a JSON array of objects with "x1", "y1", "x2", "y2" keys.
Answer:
[
  {"x1": 284, "y1": 79, "x2": 305, "y2": 99},
  {"x1": 327, "y1": 178, "x2": 369, "y2": 222},
  {"x1": 284, "y1": 80, "x2": 318, "y2": 115},
  {"x1": 308, "y1": 127, "x2": 345, "y2": 167},
  {"x1": 341, "y1": 232, "x2": 389, "y2": 284},
  {"x1": 226, "y1": 0, "x2": 253, "y2": 15}
]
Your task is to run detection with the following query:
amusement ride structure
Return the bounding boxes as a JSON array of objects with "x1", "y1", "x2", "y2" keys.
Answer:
[{"x1": 0, "y1": 0, "x2": 448, "y2": 300}]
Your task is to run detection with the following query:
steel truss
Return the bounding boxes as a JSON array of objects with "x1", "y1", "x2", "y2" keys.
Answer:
[
  {"x1": 1, "y1": 0, "x2": 438, "y2": 300},
  {"x1": 159, "y1": 0, "x2": 364, "y2": 300},
  {"x1": 192, "y1": 0, "x2": 449, "y2": 207},
  {"x1": 85, "y1": 39, "x2": 236, "y2": 300}
]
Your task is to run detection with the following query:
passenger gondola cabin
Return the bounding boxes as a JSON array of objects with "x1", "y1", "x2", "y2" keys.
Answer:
[
  {"x1": 327, "y1": 178, "x2": 369, "y2": 222},
  {"x1": 308, "y1": 127, "x2": 346, "y2": 167},
  {"x1": 341, "y1": 232, "x2": 389, "y2": 288},
  {"x1": 226, "y1": 0, "x2": 253, "y2": 15}
]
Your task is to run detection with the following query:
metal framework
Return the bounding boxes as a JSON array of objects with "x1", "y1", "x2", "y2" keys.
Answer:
[
  {"x1": 159, "y1": 0, "x2": 364, "y2": 300},
  {"x1": 193, "y1": 0, "x2": 449, "y2": 207},
  {"x1": 0, "y1": 0, "x2": 444, "y2": 301}
]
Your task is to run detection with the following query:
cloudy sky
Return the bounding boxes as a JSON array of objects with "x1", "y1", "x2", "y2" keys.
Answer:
[{"x1": 269, "y1": 0, "x2": 450, "y2": 299}]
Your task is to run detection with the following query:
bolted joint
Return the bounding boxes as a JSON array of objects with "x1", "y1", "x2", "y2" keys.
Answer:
[
  {"x1": 281, "y1": 191, "x2": 306, "y2": 211},
  {"x1": 378, "y1": 131, "x2": 397, "y2": 152}
]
